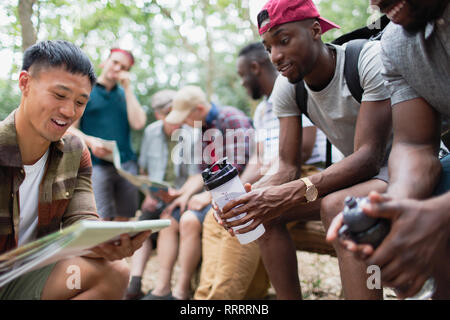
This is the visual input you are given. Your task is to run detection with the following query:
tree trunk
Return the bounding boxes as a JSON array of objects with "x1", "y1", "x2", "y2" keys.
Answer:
[{"x1": 18, "y1": 0, "x2": 37, "y2": 52}]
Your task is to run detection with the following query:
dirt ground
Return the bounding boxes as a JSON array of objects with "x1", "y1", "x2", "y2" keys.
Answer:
[{"x1": 127, "y1": 249, "x2": 397, "y2": 300}]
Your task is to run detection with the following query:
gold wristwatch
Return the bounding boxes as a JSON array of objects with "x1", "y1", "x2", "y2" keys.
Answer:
[{"x1": 300, "y1": 177, "x2": 318, "y2": 202}]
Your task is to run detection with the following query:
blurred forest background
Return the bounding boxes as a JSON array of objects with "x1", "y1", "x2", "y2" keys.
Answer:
[{"x1": 0, "y1": 0, "x2": 380, "y2": 151}]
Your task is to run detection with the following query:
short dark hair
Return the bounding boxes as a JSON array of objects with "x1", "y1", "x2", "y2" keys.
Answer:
[
  {"x1": 238, "y1": 42, "x2": 271, "y2": 65},
  {"x1": 22, "y1": 40, "x2": 96, "y2": 87}
]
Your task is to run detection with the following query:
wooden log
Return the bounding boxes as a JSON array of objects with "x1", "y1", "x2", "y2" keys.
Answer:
[{"x1": 288, "y1": 221, "x2": 337, "y2": 257}]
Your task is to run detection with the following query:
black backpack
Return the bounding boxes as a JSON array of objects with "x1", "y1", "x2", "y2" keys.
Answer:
[{"x1": 295, "y1": 15, "x2": 390, "y2": 168}]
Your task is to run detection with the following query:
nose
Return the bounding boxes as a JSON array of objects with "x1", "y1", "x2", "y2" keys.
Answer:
[
  {"x1": 270, "y1": 46, "x2": 283, "y2": 67},
  {"x1": 59, "y1": 101, "x2": 76, "y2": 119}
]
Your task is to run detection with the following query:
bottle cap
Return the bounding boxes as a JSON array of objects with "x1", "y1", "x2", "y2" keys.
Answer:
[{"x1": 202, "y1": 157, "x2": 238, "y2": 191}]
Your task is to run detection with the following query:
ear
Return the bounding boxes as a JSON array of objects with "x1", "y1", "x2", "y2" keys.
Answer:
[
  {"x1": 250, "y1": 61, "x2": 261, "y2": 75},
  {"x1": 18, "y1": 70, "x2": 31, "y2": 95},
  {"x1": 99, "y1": 61, "x2": 106, "y2": 69},
  {"x1": 311, "y1": 20, "x2": 323, "y2": 41}
]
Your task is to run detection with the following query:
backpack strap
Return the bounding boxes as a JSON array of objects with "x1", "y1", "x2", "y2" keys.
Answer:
[
  {"x1": 295, "y1": 81, "x2": 333, "y2": 168},
  {"x1": 295, "y1": 80, "x2": 308, "y2": 118},
  {"x1": 343, "y1": 39, "x2": 367, "y2": 104}
]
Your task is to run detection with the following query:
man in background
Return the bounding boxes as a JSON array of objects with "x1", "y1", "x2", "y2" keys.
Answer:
[{"x1": 70, "y1": 48, "x2": 147, "y2": 221}]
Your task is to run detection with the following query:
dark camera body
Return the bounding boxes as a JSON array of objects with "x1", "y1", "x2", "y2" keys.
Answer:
[{"x1": 338, "y1": 196, "x2": 390, "y2": 249}]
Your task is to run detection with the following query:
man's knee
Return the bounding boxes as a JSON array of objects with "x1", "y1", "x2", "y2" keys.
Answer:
[
  {"x1": 320, "y1": 192, "x2": 346, "y2": 230},
  {"x1": 98, "y1": 259, "x2": 130, "y2": 298},
  {"x1": 180, "y1": 211, "x2": 201, "y2": 235}
]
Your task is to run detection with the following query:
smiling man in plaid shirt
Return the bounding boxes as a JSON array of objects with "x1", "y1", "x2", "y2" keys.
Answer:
[{"x1": 0, "y1": 40, "x2": 149, "y2": 300}]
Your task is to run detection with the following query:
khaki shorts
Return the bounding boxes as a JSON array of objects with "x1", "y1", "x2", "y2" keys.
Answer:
[
  {"x1": 0, "y1": 263, "x2": 56, "y2": 300},
  {"x1": 194, "y1": 209, "x2": 270, "y2": 300}
]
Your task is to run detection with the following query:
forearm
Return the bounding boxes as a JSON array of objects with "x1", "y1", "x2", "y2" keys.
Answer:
[
  {"x1": 124, "y1": 85, "x2": 147, "y2": 130},
  {"x1": 387, "y1": 143, "x2": 441, "y2": 199},
  {"x1": 253, "y1": 157, "x2": 301, "y2": 189},
  {"x1": 309, "y1": 146, "x2": 381, "y2": 196},
  {"x1": 240, "y1": 153, "x2": 263, "y2": 185},
  {"x1": 179, "y1": 174, "x2": 204, "y2": 198}
]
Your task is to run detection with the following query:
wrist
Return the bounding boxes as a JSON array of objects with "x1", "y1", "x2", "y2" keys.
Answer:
[{"x1": 277, "y1": 180, "x2": 307, "y2": 210}]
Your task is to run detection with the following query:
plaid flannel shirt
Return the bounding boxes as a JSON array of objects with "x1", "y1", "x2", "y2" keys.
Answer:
[
  {"x1": 201, "y1": 103, "x2": 253, "y2": 174},
  {"x1": 0, "y1": 110, "x2": 99, "y2": 254}
]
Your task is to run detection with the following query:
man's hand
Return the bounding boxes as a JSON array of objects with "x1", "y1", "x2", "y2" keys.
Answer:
[
  {"x1": 161, "y1": 193, "x2": 190, "y2": 218},
  {"x1": 89, "y1": 231, "x2": 151, "y2": 261},
  {"x1": 187, "y1": 191, "x2": 212, "y2": 211},
  {"x1": 328, "y1": 191, "x2": 448, "y2": 298},
  {"x1": 86, "y1": 137, "x2": 112, "y2": 159},
  {"x1": 219, "y1": 182, "x2": 302, "y2": 235},
  {"x1": 117, "y1": 70, "x2": 131, "y2": 89}
]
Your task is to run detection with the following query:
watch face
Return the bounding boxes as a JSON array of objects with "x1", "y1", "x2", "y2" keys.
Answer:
[{"x1": 305, "y1": 186, "x2": 318, "y2": 202}]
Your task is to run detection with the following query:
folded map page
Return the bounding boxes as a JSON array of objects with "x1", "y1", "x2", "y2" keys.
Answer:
[
  {"x1": 0, "y1": 219, "x2": 171, "y2": 287},
  {"x1": 96, "y1": 138, "x2": 171, "y2": 194}
]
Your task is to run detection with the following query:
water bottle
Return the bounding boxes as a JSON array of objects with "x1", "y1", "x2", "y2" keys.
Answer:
[
  {"x1": 338, "y1": 196, "x2": 435, "y2": 300},
  {"x1": 202, "y1": 158, "x2": 265, "y2": 245}
]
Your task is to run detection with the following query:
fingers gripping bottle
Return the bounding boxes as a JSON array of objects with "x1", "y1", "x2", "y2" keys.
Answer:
[
  {"x1": 338, "y1": 196, "x2": 435, "y2": 300},
  {"x1": 202, "y1": 158, "x2": 265, "y2": 245}
]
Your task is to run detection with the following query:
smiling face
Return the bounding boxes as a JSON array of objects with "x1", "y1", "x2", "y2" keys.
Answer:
[
  {"x1": 261, "y1": 20, "x2": 319, "y2": 84},
  {"x1": 370, "y1": 0, "x2": 446, "y2": 31},
  {"x1": 18, "y1": 66, "x2": 91, "y2": 143}
]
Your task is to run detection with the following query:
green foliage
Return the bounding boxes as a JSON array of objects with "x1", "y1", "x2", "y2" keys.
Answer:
[
  {"x1": 0, "y1": 0, "x2": 374, "y2": 147},
  {"x1": 0, "y1": 79, "x2": 20, "y2": 120}
]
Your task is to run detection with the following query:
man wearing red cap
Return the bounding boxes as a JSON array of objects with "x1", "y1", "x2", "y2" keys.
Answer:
[
  {"x1": 217, "y1": 0, "x2": 393, "y2": 299},
  {"x1": 70, "y1": 48, "x2": 147, "y2": 222}
]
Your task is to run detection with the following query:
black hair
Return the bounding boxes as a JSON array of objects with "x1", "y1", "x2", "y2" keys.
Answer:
[
  {"x1": 238, "y1": 42, "x2": 271, "y2": 66},
  {"x1": 257, "y1": 9, "x2": 269, "y2": 30},
  {"x1": 21, "y1": 40, "x2": 96, "y2": 87}
]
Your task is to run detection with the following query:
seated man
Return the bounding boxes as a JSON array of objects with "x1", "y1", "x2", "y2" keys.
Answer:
[
  {"x1": 163, "y1": 85, "x2": 260, "y2": 299},
  {"x1": 193, "y1": 41, "x2": 328, "y2": 300},
  {"x1": 126, "y1": 90, "x2": 209, "y2": 300},
  {"x1": 328, "y1": 0, "x2": 450, "y2": 299},
  {"x1": 217, "y1": 0, "x2": 392, "y2": 300},
  {"x1": 0, "y1": 40, "x2": 149, "y2": 300}
]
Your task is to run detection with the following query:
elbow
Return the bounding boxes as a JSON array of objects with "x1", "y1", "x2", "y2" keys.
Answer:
[{"x1": 131, "y1": 118, "x2": 147, "y2": 131}]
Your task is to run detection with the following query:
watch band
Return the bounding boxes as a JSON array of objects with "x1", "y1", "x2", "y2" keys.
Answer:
[{"x1": 301, "y1": 177, "x2": 313, "y2": 187}]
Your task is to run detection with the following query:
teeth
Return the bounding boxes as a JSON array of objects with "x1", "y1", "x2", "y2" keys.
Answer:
[
  {"x1": 53, "y1": 119, "x2": 67, "y2": 126},
  {"x1": 387, "y1": 0, "x2": 405, "y2": 19}
]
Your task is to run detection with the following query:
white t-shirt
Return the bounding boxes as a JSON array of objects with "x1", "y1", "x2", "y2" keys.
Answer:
[
  {"x1": 272, "y1": 41, "x2": 391, "y2": 158},
  {"x1": 18, "y1": 150, "x2": 49, "y2": 246},
  {"x1": 253, "y1": 96, "x2": 327, "y2": 165}
]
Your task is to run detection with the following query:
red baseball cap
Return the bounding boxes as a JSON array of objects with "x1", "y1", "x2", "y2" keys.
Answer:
[
  {"x1": 257, "y1": 0, "x2": 340, "y2": 35},
  {"x1": 110, "y1": 48, "x2": 135, "y2": 67}
]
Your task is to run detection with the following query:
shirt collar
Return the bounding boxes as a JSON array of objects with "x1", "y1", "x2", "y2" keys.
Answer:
[
  {"x1": 0, "y1": 109, "x2": 67, "y2": 168},
  {"x1": 96, "y1": 82, "x2": 118, "y2": 92},
  {"x1": 205, "y1": 102, "x2": 219, "y2": 126}
]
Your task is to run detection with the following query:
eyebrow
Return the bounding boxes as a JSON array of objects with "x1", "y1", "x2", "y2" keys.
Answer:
[
  {"x1": 55, "y1": 85, "x2": 89, "y2": 99},
  {"x1": 262, "y1": 26, "x2": 288, "y2": 46},
  {"x1": 272, "y1": 27, "x2": 287, "y2": 38}
]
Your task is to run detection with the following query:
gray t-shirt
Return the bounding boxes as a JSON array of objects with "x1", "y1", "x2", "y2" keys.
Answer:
[
  {"x1": 272, "y1": 41, "x2": 391, "y2": 157},
  {"x1": 380, "y1": 7, "x2": 450, "y2": 127}
]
